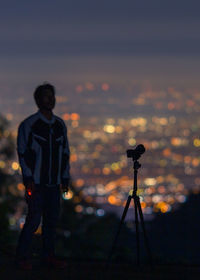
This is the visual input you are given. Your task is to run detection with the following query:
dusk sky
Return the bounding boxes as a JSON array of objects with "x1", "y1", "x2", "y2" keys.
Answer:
[{"x1": 1, "y1": 0, "x2": 200, "y2": 97}]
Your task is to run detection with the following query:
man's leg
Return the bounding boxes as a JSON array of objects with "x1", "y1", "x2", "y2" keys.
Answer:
[
  {"x1": 42, "y1": 185, "x2": 60, "y2": 258},
  {"x1": 16, "y1": 190, "x2": 43, "y2": 260}
]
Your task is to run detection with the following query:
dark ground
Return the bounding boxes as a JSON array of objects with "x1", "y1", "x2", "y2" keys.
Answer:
[
  {"x1": 0, "y1": 256, "x2": 200, "y2": 280},
  {"x1": 1, "y1": 193, "x2": 200, "y2": 279}
]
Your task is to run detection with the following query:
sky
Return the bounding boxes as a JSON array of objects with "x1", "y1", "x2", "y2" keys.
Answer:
[{"x1": 0, "y1": 0, "x2": 200, "y2": 95}]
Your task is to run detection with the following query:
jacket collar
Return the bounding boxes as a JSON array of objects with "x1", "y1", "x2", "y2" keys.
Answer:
[{"x1": 38, "y1": 110, "x2": 55, "y2": 124}]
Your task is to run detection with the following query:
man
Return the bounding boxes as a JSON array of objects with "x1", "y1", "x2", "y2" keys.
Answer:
[{"x1": 15, "y1": 83, "x2": 70, "y2": 270}]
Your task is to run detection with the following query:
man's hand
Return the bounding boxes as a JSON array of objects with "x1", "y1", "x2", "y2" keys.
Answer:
[
  {"x1": 61, "y1": 178, "x2": 70, "y2": 193},
  {"x1": 26, "y1": 181, "x2": 35, "y2": 196},
  {"x1": 61, "y1": 184, "x2": 69, "y2": 193}
]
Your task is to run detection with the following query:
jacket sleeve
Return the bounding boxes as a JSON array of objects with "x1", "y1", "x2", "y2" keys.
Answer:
[
  {"x1": 61, "y1": 121, "x2": 70, "y2": 184},
  {"x1": 17, "y1": 121, "x2": 33, "y2": 186}
]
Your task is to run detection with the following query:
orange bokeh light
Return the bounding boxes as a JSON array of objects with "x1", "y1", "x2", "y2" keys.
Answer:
[
  {"x1": 62, "y1": 113, "x2": 70, "y2": 121},
  {"x1": 70, "y1": 154, "x2": 77, "y2": 162},
  {"x1": 102, "y1": 83, "x2": 110, "y2": 91},
  {"x1": 70, "y1": 113, "x2": 80, "y2": 121}
]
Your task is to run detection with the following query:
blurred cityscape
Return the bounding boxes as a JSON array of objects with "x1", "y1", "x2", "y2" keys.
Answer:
[{"x1": 1, "y1": 81, "x2": 200, "y2": 229}]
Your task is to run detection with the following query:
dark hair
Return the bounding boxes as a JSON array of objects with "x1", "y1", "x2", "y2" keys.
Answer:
[{"x1": 34, "y1": 83, "x2": 55, "y2": 108}]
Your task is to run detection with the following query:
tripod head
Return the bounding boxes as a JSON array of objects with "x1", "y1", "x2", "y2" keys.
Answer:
[{"x1": 126, "y1": 144, "x2": 145, "y2": 161}]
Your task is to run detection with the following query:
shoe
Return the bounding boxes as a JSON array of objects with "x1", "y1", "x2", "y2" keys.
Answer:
[
  {"x1": 42, "y1": 255, "x2": 67, "y2": 269},
  {"x1": 15, "y1": 258, "x2": 32, "y2": 270}
]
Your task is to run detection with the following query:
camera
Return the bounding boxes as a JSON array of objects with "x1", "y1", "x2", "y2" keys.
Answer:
[{"x1": 126, "y1": 144, "x2": 145, "y2": 160}]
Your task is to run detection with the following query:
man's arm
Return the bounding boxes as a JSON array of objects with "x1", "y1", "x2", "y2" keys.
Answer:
[
  {"x1": 17, "y1": 121, "x2": 33, "y2": 187},
  {"x1": 61, "y1": 121, "x2": 70, "y2": 189}
]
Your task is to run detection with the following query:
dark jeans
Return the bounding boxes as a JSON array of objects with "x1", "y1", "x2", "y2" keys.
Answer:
[{"x1": 16, "y1": 184, "x2": 61, "y2": 260}]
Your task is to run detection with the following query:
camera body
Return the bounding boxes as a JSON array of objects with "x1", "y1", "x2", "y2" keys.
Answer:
[{"x1": 127, "y1": 144, "x2": 145, "y2": 160}]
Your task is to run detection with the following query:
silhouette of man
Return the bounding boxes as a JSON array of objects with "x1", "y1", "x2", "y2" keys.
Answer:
[{"x1": 15, "y1": 83, "x2": 70, "y2": 270}]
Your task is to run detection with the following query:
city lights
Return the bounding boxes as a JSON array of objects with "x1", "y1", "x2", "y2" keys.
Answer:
[
  {"x1": 62, "y1": 190, "x2": 73, "y2": 200},
  {"x1": 5, "y1": 82, "x2": 200, "y2": 220},
  {"x1": 0, "y1": 161, "x2": 5, "y2": 168},
  {"x1": 12, "y1": 162, "x2": 19, "y2": 170}
]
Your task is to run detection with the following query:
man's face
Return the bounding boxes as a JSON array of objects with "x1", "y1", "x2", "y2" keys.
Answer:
[{"x1": 40, "y1": 89, "x2": 56, "y2": 110}]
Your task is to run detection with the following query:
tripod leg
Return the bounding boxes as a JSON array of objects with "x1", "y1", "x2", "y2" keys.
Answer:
[
  {"x1": 136, "y1": 196, "x2": 153, "y2": 266},
  {"x1": 106, "y1": 195, "x2": 132, "y2": 265},
  {"x1": 134, "y1": 195, "x2": 140, "y2": 266}
]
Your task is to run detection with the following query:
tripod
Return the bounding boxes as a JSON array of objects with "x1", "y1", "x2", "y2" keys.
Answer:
[{"x1": 107, "y1": 159, "x2": 152, "y2": 267}]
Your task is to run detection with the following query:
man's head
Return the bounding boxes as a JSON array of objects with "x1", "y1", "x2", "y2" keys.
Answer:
[{"x1": 34, "y1": 83, "x2": 56, "y2": 110}]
